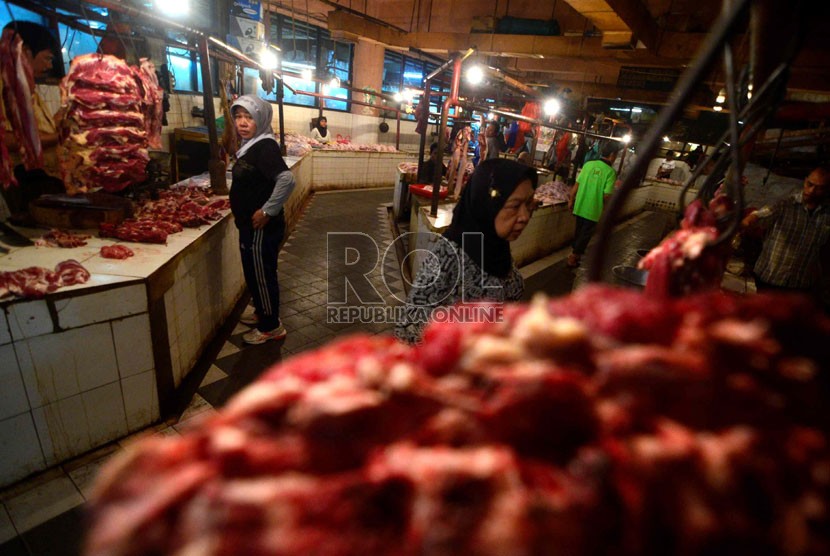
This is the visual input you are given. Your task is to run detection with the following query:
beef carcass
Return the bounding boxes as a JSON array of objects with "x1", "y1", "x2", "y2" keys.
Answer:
[
  {"x1": 85, "y1": 286, "x2": 830, "y2": 555},
  {"x1": 100, "y1": 244, "x2": 134, "y2": 259},
  {"x1": 0, "y1": 27, "x2": 42, "y2": 180}
]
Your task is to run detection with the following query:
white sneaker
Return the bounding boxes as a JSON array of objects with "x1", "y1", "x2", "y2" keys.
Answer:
[
  {"x1": 242, "y1": 324, "x2": 287, "y2": 345},
  {"x1": 240, "y1": 305, "x2": 258, "y2": 326}
]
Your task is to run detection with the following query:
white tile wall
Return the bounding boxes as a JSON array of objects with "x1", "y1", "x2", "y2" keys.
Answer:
[
  {"x1": 0, "y1": 344, "x2": 28, "y2": 421},
  {"x1": 112, "y1": 314, "x2": 154, "y2": 379},
  {"x1": 54, "y1": 283, "x2": 147, "y2": 329},
  {"x1": 7, "y1": 300, "x2": 53, "y2": 341},
  {"x1": 82, "y1": 382, "x2": 128, "y2": 447},
  {"x1": 32, "y1": 394, "x2": 90, "y2": 465},
  {"x1": 0, "y1": 413, "x2": 45, "y2": 487},
  {"x1": 17, "y1": 322, "x2": 119, "y2": 409},
  {"x1": 122, "y1": 369, "x2": 158, "y2": 433}
]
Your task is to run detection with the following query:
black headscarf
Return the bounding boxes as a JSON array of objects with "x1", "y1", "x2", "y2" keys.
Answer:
[
  {"x1": 444, "y1": 158, "x2": 538, "y2": 278},
  {"x1": 314, "y1": 117, "x2": 328, "y2": 138}
]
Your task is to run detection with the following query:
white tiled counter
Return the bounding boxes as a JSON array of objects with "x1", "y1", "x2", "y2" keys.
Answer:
[
  {"x1": 0, "y1": 208, "x2": 247, "y2": 488},
  {"x1": 0, "y1": 149, "x2": 409, "y2": 488},
  {"x1": 311, "y1": 150, "x2": 413, "y2": 191}
]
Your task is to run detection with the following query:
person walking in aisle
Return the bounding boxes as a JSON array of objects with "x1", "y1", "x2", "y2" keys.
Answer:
[
  {"x1": 567, "y1": 141, "x2": 619, "y2": 268},
  {"x1": 230, "y1": 95, "x2": 296, "y2": 344}
]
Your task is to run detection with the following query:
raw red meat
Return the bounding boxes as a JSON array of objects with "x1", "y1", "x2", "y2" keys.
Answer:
[
  {"x1": 0, "y1": 28, "x2": 42, "y2": 178},
  {"x1": 36, "y1": 229, "x2": 91, "y2": 248},
  {"x1": 639, "y1": 198, "x2": 732, "y2": 297},
  {"x1": 100, "y1": 245, "x2": 134, "y2": 259},
  {"x1": 85, "y1": 286, "x2": 830, "y2": 556},
  {"x1": 0, "y1": 259, "x2": 90, "y2": 299},
  {"x1": 135, "y1": 59, "x2": 163, "y2": 149},
  {"x1": 99, "y1": 220, "x2": 172, "y2": 244},
  {"x1": 58, "y1": 54, "x2": 161, "y2": 194}
]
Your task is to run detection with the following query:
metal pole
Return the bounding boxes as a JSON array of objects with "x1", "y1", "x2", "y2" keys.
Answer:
[
  {"x1": 586, "y1": 0, "x2": 752, "y2": 282},
  {"x1": 416, "y1": 79, "x2": 431, "y2": 181},
  {"x1": 426, "y1": 48, "x2": 475, "y2": 81},
  {"x1": 198, "y1": 36, "x2": 226, "y2": 193},
  {"x1": 276, "y1": 19, "x2": 286, "y2": 156},
  {"x1": 431, "y1": 56, "x2": 462, "y2": 216},
  {"x1": 396, "y1": 108, "x2": 401, "y2": 151}
]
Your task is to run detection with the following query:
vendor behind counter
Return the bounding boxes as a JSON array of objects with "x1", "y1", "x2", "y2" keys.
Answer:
[{"x1": 1, "y1": 21, "x2": 65, "y2": 222}]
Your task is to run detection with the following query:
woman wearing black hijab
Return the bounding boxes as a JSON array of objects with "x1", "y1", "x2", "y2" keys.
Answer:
[
  {"x1": 310, "y1": 116, "x2": 331, "y2": 144},
  {"x1": 396, "y1": 158, "x2": 538, "y2": 344}
]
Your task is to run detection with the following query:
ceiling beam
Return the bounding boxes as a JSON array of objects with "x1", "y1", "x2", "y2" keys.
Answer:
[
  {"x1": 605, "y1": 0, "x2": 659, "y2": 50},
  {"x1": 562, "y1": 0, "x2": 659, "y2": 50},
  {"x1": 328, "y1": 9, "x2": 830, "y2": 94}
]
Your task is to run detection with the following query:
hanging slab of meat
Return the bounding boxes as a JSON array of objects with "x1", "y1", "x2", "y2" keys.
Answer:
[
  {"x1": 0, "y1": 28, "x2": 42, "y2": 174},
  {"x1": 59, "y1": 54, "x2": 159, "y2": 194},
  {"x1": 0, "y1": 259, "x2": 90, "y2": 299},
  {"x1": 135, "y1": 59, "x2": 163, "y2": 149},
  {"x1": 638, "y1": 198, "x2": 732, "y2": 297},
  {"x1": 100, "y1": 244, "x2": 134, "y2": 259},
  {"x1": 61, "y1": 54, "x2": 141, "y2": 98},
  {"x1": 85, "y1": 286, "x2": 830, "y2": 555}
]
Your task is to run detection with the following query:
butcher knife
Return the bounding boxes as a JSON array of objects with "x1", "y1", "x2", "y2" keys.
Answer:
[{"x1": 0, "y1": 220, "x2": 34, "y2": 246}]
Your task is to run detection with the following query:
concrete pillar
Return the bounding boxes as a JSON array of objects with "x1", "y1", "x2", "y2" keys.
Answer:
[{"x1": 351, "y1": 39, "x2": 385, "y2": 116}]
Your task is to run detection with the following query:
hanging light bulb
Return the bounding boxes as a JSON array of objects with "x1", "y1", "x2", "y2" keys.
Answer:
[
  {"x1": 747, "y1": 83, "x2": 753, "y2": 100},
  {"x1": 622, "y1": 133, "x2": 632, "y2": 144},
  {"x1": 301, "y1": 67, "x2": 313, "y2": 82},
  {"x1": 393, "y1": 91, "x2": 403, "y2": 103},
  {"x1": 466, "y1": 65, "x2": 484, "y2": 85},
  {"x1": 713, "y1": 105, "x2": 723, "y2": 112},
  {"x1": 329, "y1": 76, "x2": 341, "y2": 89},
  {"x1": 663, "y1": 135, "x2": 671, "y2": 142},
  {"x1": 716, "y1": 88, "x2": 726, "y2": 104},
  {"x1": 402, "y1": 89, "x2": 414, "y2": 103},
  {"x1": 543, "y1": 98, "x2": 561, "y2": 116},
  {"x1": 260, "y1": 49, "x2": 278, "y2": 71}
]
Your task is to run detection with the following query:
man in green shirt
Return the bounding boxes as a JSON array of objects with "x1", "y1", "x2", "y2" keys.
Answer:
[{"x1": 567, "y1": 141, "x2": 619, "y2": 267}]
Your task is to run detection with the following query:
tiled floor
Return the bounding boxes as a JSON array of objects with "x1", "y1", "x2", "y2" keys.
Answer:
[{"x1": 0, "y1": 188, "x2": 675, "y2": 555}]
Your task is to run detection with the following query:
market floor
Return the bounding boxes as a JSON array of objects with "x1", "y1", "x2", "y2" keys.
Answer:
[{"x1": 0, "y1": 191, "x2": 673, "y2": 555}]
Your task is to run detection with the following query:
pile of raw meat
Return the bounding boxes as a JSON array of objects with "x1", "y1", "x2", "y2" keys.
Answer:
[
  {"x1": 534, "y1": 179, "x2": 570, "y2": 206},
  {"x1": 85, "y1": 285, "x2": 830, "y2": 555},
  {"x1": 0, "y1": 28, "x2": 42, "y2": 187},
  {"x1": 283, "y1": 132, "x2": 398, "y2": 158},
  {"x1": 0, "y1": 259, "x2": 89, "y2": 299},
  {"x1": 58, "y1": 54, "x2": 163, "y2": 194},
  {"x1": 35, "y1": 229, "x2": 91, "y2": 248},
  {"x1": 99, "y1": 188, "x2": 230, "y2": 244}
]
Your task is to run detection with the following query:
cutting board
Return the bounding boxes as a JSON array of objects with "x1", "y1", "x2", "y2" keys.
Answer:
[{"x1": 30, "y1": 193, "x2": 134, "y2": 230}]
